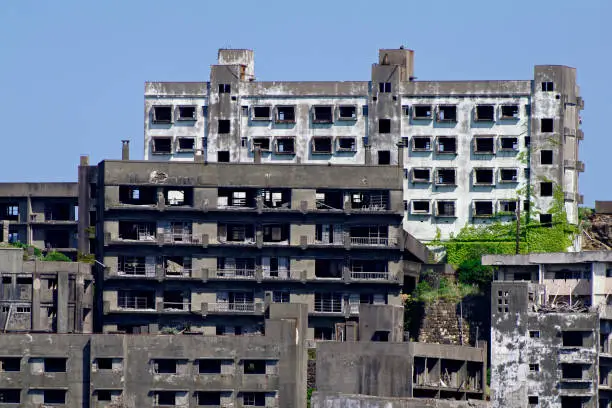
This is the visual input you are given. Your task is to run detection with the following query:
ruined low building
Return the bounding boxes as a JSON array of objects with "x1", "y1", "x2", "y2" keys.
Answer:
[
  {"x1": 0, "y1": 247, "x2": 92, "y2": 333},
  {"x1": 0, "y1": 303, "x2": 307, "y2": 408},
  {"x1": 485, "y1": 252, "x2": 612, "y2": 408},
  {"x1": 143, "y1": 47, "x2": 584, "y2": 242}
]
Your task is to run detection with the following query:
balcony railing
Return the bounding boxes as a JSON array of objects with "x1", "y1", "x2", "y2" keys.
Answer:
[
  {"x1": 164, "y1": 268, "x2": 192, "y2": 278},
  {"x1": 350, "y1": 271, "x2": 390, "y2": 281},
  {"x1": 161, "y1": 302, "x2": 190, "y2": 312},
  {"x1": 160, "y1": 232, "x2": 196, "y2": 244},
  {"x1": 313, "y1": 299, "x2": 344, "y2": 314},
  {"x1": 213, "y1": 268, "x2": 256, "y2": 279},
  {"x1": 209, "y1": 302, "x2": 257, "y2": 312},
  {"x1": 349, "y1": 236, "x2": 392, "y2": 246}
]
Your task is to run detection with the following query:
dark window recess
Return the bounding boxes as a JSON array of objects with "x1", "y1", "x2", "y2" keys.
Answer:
[
  {"x1": 177, "y1": 138, "x2": 195, "y2": 151},
  {"x1": 563, "y1": 331, "x2": 586, "y2": 347},
  {"x1": 542, "y1": 81, "x2": 554, "y2": 92},
  {"x1": 500, "y1": 137, "x2": 518, "y2": 150},
  {"x1": 474, "y1": 169, "x2": 494, "y2": 185},
  {"x1": 276, "y1": 106, "x2": 295, "y2": 122},
  {"x1": 540, "y1": 182, "x2": 553, "y2": 197},
  {"x1": 243, "y1": 392, "x2": 266, "y2": 407},
  {"x1": 525, "y1": 136, "x2": 531, "y2": 147},
  {"x1": 155, "y1": 392, "x2": 176, "y2": 406},
  {"x1": 252, "y1": 137, "x2": 271, "y2": 151},
  {"x1": 529, "y1": 363, "x2": 539, "y2": 372},
  {"x1": 474, "y1": 201, "x2": 494, "y2": 216},
  {"x1": 152, "y1": 138, "x2": 172, "y2": 154},
  {"x1": 177, "y1": 106, "x2": 196, "y2": 120},
  {"x1": 372, "y1": 331, "x2": 390, "y2": 342},
  {"x1": 401, "y1": 136, "x2": 409, "y2": 147},
  {"x1": 153, "y1": 106, "x2": 172, "y2": 123},
  {"x1": 119, "y1": 186, "x2": 156, "y2": 205},
  {"x1": 412, "y1": 201, "x2": 430, "y2": 213},
  {"x1": 337, "y1": 137, "x2": 356, "y2": 151},
  {"x1": 413, "y1": 105, "x2": 432, "y2": 119},
  {"x1": 501, "y1": 105, "x2": 519, "y2": 119},
  {"x1": 241, "y1": 106, "x2": 248, "y2": 115},
  {"x1": 379, "y1": 119, "x2": 391, "y2": 134},
  {"x1": 362, "y1": 105, "x2": 368, "y2": 116},
  {"x1": 217, "y1": 151, "x2": 230, "y2": 162},
  {"x1": 412, "y1": 137, "x2": 432, "y2": 151},
  {"x1": 218, "y1": 120, "x2": 230, "y2": 134},
  {"x1": 437, "y1": 201, "x2": 456, "y2": 217},
  {"x1": 154, "y1": 359, "x2": 177, "y2": 374},
  {"x1": 199, "y1": 359, "x2": 222, "y2": 374},
  {"x1": 541, "y1": 118, "x2": 554, "y2": 133},
  {"x1": 529, "y1": 331, "x2": 540, "y2": 338},
  {"x1": 412, "y1": 169, "x2": 430, "y2": 182},
  {"x1": 528, "y1": 396, "x2": 539, "y2": 405},
  {"x1": 0, "y1": 358, "x2": 20, "y2": 372},
  {"x1": 402, "y1": 105, "x2": 410, "y2": 116},
  {"x1": 97, "y1": 390, "x2": 112, "y2": 401},
  {"x1": 378, "y1": 151, "x2": 391, "y2": 165},
  {"x1": 437, "y1": 105, "x2": 457, "y2": 121},
  {"x1": 43, "y1": 390, "x2": 66, "y2": 404},
  {"x1": 276, "y1": 138, "x2": 295, "y2": 154},
  {"x1": 379, "y1": 82, "x2": 391, "y2": 93},
  {"x1": 97, "y1": 358, "x2": 113, "y2": 370},
  {"x1": 562, "y1": 364, "x2": 583, "y2": 379},
  {"x1": 312, "y1": 137, "x2": 333, "y2": 154},
  {"x1": 476, "y1": 105, "x2": 495, "y2": 121},
  {"x1": 313, "y1": 106, "x2": 333, "y2": 123},
  {"x1": 218, "y1": 84, "x2": 231, "y2": 93},
  {"x1": 253, "y1": 106, "x2": 270, "y2": 120},
  {"x1": 437, "y1": 169, "x2": 456, "y2": 185},
  {"x1": 0, "y1": 389, "x2": 20, "y2": 403},
  {"x1": 202, "y1": 106, "x2": 208, "y2": 116},
  {"x1": 437, "y1": 137, "x2": 456, "y2": 153},
  {"x1": 540, "y1": 214, "x2": 553, "y2": 227},
  {"x1": 474, "y1": 137, "x2": 494, "y2": 153},
  {"x1": 500, "y1": 169, "x2": 518, "y2": 182},
  {"x1": 541, "y1": 150, "x2": 553, "y2": 164},
  {"x1": 44, "y1": 358, "x2": 67, "y2": 373},
  {"x1": 524, "y1": 201, "x2": 530, "y2": 212},
  {"x1": 500, "y1": 201, "x2": 517, "y2": 213},
  {"x1": 338, "y1": 105, "x2": 357, "y2": 119},
  {"x1": 243, "y1": 360, "x2": 266, "y2": 374},
  {"x1": 197, "y1": 391, "x2": 221, "y2": 405}
]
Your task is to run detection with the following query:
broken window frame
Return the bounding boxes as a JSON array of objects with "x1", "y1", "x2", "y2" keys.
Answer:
[
  {"x1": 152, "y1": 105, "x2": 173, "y2": 124},
  {"x1": 498, "y1": 200, "x2": 517, "y2": 214},
  {"x1": 311, "y1": 136, "x2": 333, "y2": 154},
  {"x1": 473, "y1": 168, "x2": 495, "y2": 186},
  {"x1": 275, "y1": 106, "x2": 296, "y2": 123},
  {"x1": 499, "y1": 168, "x2": 519, "y2": 183},
  {"x1": 411, "y1": 136, "x2": 432, "y2": 152},
  {"x1": 472, "y1": 200, "x2": 495, "y2": 218},
  {"x1": 251, "y1": 137, "x2": 271, "y2": 152},
  {"x1": 151, "y1": 137, "x2": 173, "y2": 155},
  {"x1": 312, "y1": 105, "x2": 334, "y2": 124},
  {"x1": 336, "y1": 137, "x2": 356, "y2": 152},
  {"x1": 411, "y1": 168, "x2": 431, "y2": 183},
  {"x1": 337, "y1": 105, "x2": 357, "y2": 121},
  {"x1": 500, "y1": 105, "x2": 520, "y2": 120},
  {"x1": 435, "y1": 200, "x2": 456, "y2": 217},
  {"x1": 274, "y1": 137, "x2": 295, "y2": 155},
  {"x1": 473, "y1": 135, "x2": 496, "y2": 154},
  {"x1": 176, "y1": 105, "x2": 196, "y2": 121},
  {"x1": 413, "y1": 105, "x2": 433, "y2": 120},
  {"x1": 176, "y1": 137, "x2": 195, "y2": 152},
  {"x1": 435, "y1": 168, "x2": 457, "y2": 186},
  {"x1": 411, "y1": 200, "x2": 431, "y2": 215},
  {"x1": 436, "y1": 105, "x2": 457, "y2": 122},
  {"x1": 251, "y1": 106, "x2": 272, "y2": 121},
  {"x1": 499, "y1": 136, "x2": 519, "y2": 151},
  {"x1": 436, "y1": 136, "x2": 457, "y2": 154},
  {"x1": 474, "y1": 105, "x2": 495, "y2": 122}
]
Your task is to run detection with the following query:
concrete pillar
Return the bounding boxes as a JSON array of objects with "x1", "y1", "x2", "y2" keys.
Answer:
[
  {"x1": 26, "y1": 196, "x2": 32, "y2": 245},
  {"x1": 31, "y1": 269, "x2": 41, "y2": 331},
  {"x1": 57, "y1": 272, "x2": 68, "y2": 333},
  {"x1": 77, "y1": 156, "x2": 90, "y2": 254},
  {"x1": 253, "y1": 145, "x2": 262, "y2": 164},
  {"x1": 1, "y1": 220, "x2": 8, "y2": 243},
  {"x1": 121, "y1": 140, "x2": 130, "y2": 160},
  {"x1": 397, "y1": 142, "x2": 404, "y2": 168},
  {"x1": 364, "y1": 145, "x2": 372, "y2": 165}
]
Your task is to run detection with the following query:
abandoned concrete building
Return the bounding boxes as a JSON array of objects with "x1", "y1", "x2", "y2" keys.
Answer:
[
  {"x1": 77, "y1": 155, "x2": 429, "y2": 339},
  {"x1": 0, "y1": 303, "x2": 307, "y2": 408},
  {"x1": 0, "y1": 247, "x2": 92, "y2": 333},
  {"x1": 485, "y1": 252, "x2": 612, "y2": 408},
  {"x1": 143, "y1": 48, "x2": 584, "y2": 241},
  {"x1": 0, "y1": 183, "x2": 79, "y2": 258}
]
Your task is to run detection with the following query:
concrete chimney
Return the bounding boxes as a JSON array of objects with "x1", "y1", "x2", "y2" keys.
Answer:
[
  {"x1": 121, "y1": 140, "x2": 130, "y2": 160},
  {"x1": 254, "y1": 145, "x2": 262, "y2": 164}
]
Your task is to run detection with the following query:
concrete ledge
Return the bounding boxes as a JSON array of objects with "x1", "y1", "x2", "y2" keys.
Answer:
[{"x1": 312, "y1": 392, "x2": 489, "y2": 408}]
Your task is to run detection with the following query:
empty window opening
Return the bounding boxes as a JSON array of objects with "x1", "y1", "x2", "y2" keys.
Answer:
[
  {"x1": 44, "y1": 358, "x2": 67, "y2": 373},
  {"x1": 252, "y1": 137, "x2": 271, "y2": 151},
  {"x1": 313, "y1": 106, "x2": 333, "y2": 123},
  {"x1": 315, "y1": 190, "x2": 343, "y2": 210},
  {"x1": 118, "y1": 290, "x2": 155, "y2": 310},
  {"x1": 243, "y1": 392, "x2": 266, "y2": 407},
  {"x1": 412, "y1": 136, "x2": 432, "y2": 151},
  {"x1": 275, "y1": 137, "x2": 295, "y2": 154},
  {"x1": 314, "y1": 327, "x2": 335, "y2": 340},
  {"x1": 500, "y1": 169, "x2": 518, "y2": 183},
  {"x1": 500, "y1": 137, "x2": 519, "y2": 151},
  {"x1": 412, "y1": 168, "x2": 431, "y2": 183},
  {"x1": 152, "y1": 106, "x2": 172, "y2": 123},
  {"x1": 529, "y1": 363, "x2": 540, "y2": 372},
  {"x1": 164, "y1": 187, "x2": 192, "y2": 206},
  {"x1": 276, "y1": 106, "x2": 295, "y2": 123},
  {"x1": 379, "y1": 119, "x2": 391, "y2": 134},
  {"x1": 241, "y1": 105, "x2": 248, "y2": 115},
  {"x1": 177, "y1": 106, "x2": 196, "y2": 120},
  {"x1": 402, "y1": 105, "x2": 410, "y2": 116},
  {"x1": 476, "y1": 105, "x2": 495, "y2": 121},
  {"x1": 273, "y1": 291, "x2": 290, "y2": 303},
  {"x1": 259, "y1": 188, "x2": 290, "y2": 209},
  {"x1": 0, "y1": 204, "x2": 19, "y2": 221},
  {"x1": 337, "y1": 137, "x2": 356, "y2": 151},
  {"x1": 541, "y1": 150, "x2": 553, "y2": 164},
  {"x1": 437, "y1": 137, "x2": 457, "y2": 154},
  {"x1": 96, "y1": 358, "x2": 113, "y2": 370},
  {"x1": 563, "y1": 331, "x2": 587, "y2": 347},
  {"x1": 218, "y1": 223, "x2": 255, "y2": 243},
  {"x1": 315, "y1": 259, "x2": 343, "y2": 278},
  {"x1": 155, "y1": 391, "x2": 177, "y2": 406},
  {"x1": 162, "y1": 290, "x2": 186, "y2": 311},
  {"x1": 349, "y1": 191, "x2": 389, "y2": 211},
  {"x1": 474, "y1": 137, "x2": 495, "y2": 154},
  {"x1": 218, "y1": 151, "x2": 230, "y2": 162},
  {"x1": 372, "y1": 331, "x2": 390, "y2": 342},
  {"x1": 153, "y1": 359, "x2": 177, "y2": 374},
  {"x1": 218, "y1": 119, "x2": 230, "y2": 134},
  {"x1": 541, "y1": 118, "x2": 554, "y2": 132},
  {"x1": 349, "y1": 225, "x2": 388, "y2": 245},
  {"x1": 218, "y1": 84, "x2": 231, "y2": 93},
  {"x1": 177, "y1": 137, "x2": 195, "y2": 151},
  {"x1": 243, "y1": 360, "x2": 266, "y2": 374},
  {"x1": 378, "y1": 150, "x2": 391, "y2": 164},
  {"x1": 199, "y1": 359, "x2": 224, "y2": 374},
  {"x1": 437, "y1": 105, "x2": 457, "y2": 121},
  {"x1": 197, "y1": 392, "x2": 221, "y2": 406},
  {"x1": 362, "y1": 105, "x2": 368, "y2": 116},
  {"x1": 542, "y1": 81, "x2": 554, "y2": 92},
  {"x1": 152, "y1": 137, "x2": 172, "y2": 154},
  {"x1": 312, "y1": 137, "x2": 333, "y2": 154},
  {"x1": 43, "y1": 390, "x2": 66, "y2": 405},
  {"x1": 436, "y1": 169, "x2": 456, "y2": 185},
  {"x1": 97, "y1": 390, "x2": 113, "y2": 401},
  {"x1": 529, "y1": 330, "x2": 540, "y2": 338},
  {"x1": 436, "y1": 201, "x2": 456, "y2": 217},
  {"x1": 562, "y1": 364, "x2": 583, "y2": 379},
  {"x1": 0, "y1": 389, "x2": 20, "y2": 403},
  {"x1": 528, "y1": 396, "x2": 539, "y2": 406},
  {"x1": 43, "y1": 202, "x2": 71, "y2": 221},
  {"x1": 474, "y1": 169, "x2": 494, "y2": 185},
  {"x1": 338, "y1": 105, "x2": 357, "y2": 119},
  {"x1": 252, "y1": 106, "x2": 271, "y2": 120},
  {"x1": 412, "y1": 201, "x2": 431, "y2": 214},
  {"x1": 0, "y1": 358, "x2": 20, "y2": 372},
  {"x1": 440, "y1": 360, "x2": 464, "y2": 388},
  {"x1": 500, "y1": 105, "x2": 519, "y2": 119},
  {"x1": 118, "y1": 221, "x2": 156, "y2": 241},
  {"x1": 262, "y1": 224, "x2": 289, "y2": 243},
  {"x1": 379, "y1": 82, "x2": 391, "y2": 93},
  {"x1": 118, "y1": 256, "x2": 146, "y2": 276},
  {"x1": 44, "y1": 230, "x2": 71, "y2": 248},
  {"x1": 314, "y1": 292, "x2": 343, "y2": 313},
  {"x1": 500, "y1": 201, "x2": 517, "y2": 213},
  {"x1": 474, "y1": 201, "x2": 494, "y2": 217},
  {"x1": 413, "y1": 105, "x2": 433, "y2": 120},
  {"x1": 540, "y1": 182, "x2": 553, "y2": 197},
  {"x1": 540, "y1": 214, "x2": 553, "y2": 227}
]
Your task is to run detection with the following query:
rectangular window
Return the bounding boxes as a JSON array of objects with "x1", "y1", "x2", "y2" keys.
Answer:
[
  {"x1": 499, "y1": 137, "x2": 519, "y2": 151},
  {"x1": 412, "y1": 136, "x2": 432, "y2": 151},
  {"x1": 252, "y1": 137, "x2": 271, "y2": 152},
  {"x1": 152, "y1": 106, "x2": 172, "y2": 123},
  {"x1": 197, "y1": 391, "x2": 221, "y2": 406},
  {"x1": 500, "y1": 168, "x2": 518, "y2": 183},
  {"x1": 218, "y1": 119, "x2": 230, "y2": 134},
  {"x1": 402, "y1": 105, "x2": 410, "y2": 116},
  {"x1": 241, "y1": 105, "x2": 248, "y2": 115},
  {"x1": 177, "y1": 106, "x2": 196, "y2": 121},
  {"x1": 499, "y1": 200, "x2": 517, "y2": 213},
  {"x1": 529, "y1": 363, "x2": 540, "y2": 372},
  {"x1": 152, "y1": 137, "x2": 172, "y2": 154},
  {"x1": 436, "y1": 201, "x2": 456, "y2": 217},
  {"x1": 475, "y1": 105, "x2": 495, "y2": 121},
  {"x1": 474, "y1": 168, "x2": 494, "y2": 185},
  {"x1": 474, "y1": 136, "x2": 495, "y2": 154},
  {"x1": 96, "y1": 358, "x2": 113, "y2": 370},
  {"x1": 338, "y1": 105, "x2": 357, "y2": 120},
  {"x1": 540, "y1": 214, "x2": 553, "y2": 227},
  {"x1": 0, "y1": 389, "x2": 20, "y2": 403},
  {"x1": 118, "y1": 290, "x2": 155, "y2": 310},
  {"x1": 542, "y1": 81, "x2": 554, "y2": 92},
  {"x1": 153, "y1": 359, "x2": 177, "y2": 374},
  {"x1": 276, "y1": 106, "x2": 296, "y2": 123},
  {"x1": 272, "y1": 291, "x2": 290, "y2": 303},
  {"x1": 561, "y1": 364, "x2": 583, "y2": 379},
  {"x1": 413, "y1": 105, "x2": 432, "y2": 120},
  {"x1": 529, "y1": 330, "x2": 540, "y2": 338},
  {"x1": 198, "y1": 359, "x2": 223, "y2": 374},
  {"x1": 217, "y1": 151, "x2": 230, "y2": 162},
  {"x1": 562, "y1": 331, "x2": 587, "y2": 347},
  {"x1": 378, "y1": 150, "x2": 391, "y2": 165},
  {"x1": 97, "y1": 390, "x2": 112, "y2": 401},
  {"x1": 252, "y1": 106, "x2": 271, "y2": 121},
  {"x1": 473, "y1": 201, "x2": 494, "y2": 217},
  {"x1": 243, "y1": 392, "x2": 266, "y2": 407},
  {"x1": 243, "y1": 360, "x2": 266, "y2": 374},
  {"x1": 540, "y1": 182, "x2": 553, "y2": 197},
  {"x1": 337, "y1": 137, "x2": 356, "y2": 152},
  {"x1": 500, "y1": 105, "x2": 519, "y2": 119},
  {"x1": 44, "y1": 358, "x2": 67, "y2": 373},
  {"x1": 314, "y1": 293, "x2": 343, "y2": 313},
  {"x1": 436, "y1": 136, "x2": 457, "y2": 154},
  {"x1": 411, "y1": 168, "x2": 431, "y2": 183},
  {"x1": 541, "y1": 118, "x2": 554, "y2": 133},
  {"x1": 177, "y1": 137, "x2": 195, "y2": 151},
  {"x1": 43, "y1": 390, "x2": 66, "y2": 404},
  {"x1": 379, "y1": 82, "x2": 391, "y2": 93},
  {"x1": 541, "y1": 150, "x2": 553, "y2": 165},
  {"x1": 311, "y1": 137, "x2": 333, "y2": 154},
  {"x1": 528, "y1": 396, "x2": 538, "y2": 406},
  {"x1": 218, "y1": 84, "x2": 231, "y2": 93},
  {"x1": 436, "y1": 168, "x2": 456, "y2": 185},
  {"x1": 362, "y1": 105, "x2": 368, "y2": 116},
  {"x1": 378, "y1": 119, "x2": 391, "y2": 134},
  {"x1": 313, "y1": 106, "x2": 334, "y2": 123},
  {"x1": 275, "y1": 137, "x2": 295, "y2": 154},
  {"x1": 154, "y1": 391, "x2": 177, "y2": 406},
  {"x1": 437, "y1": 105, "x2": 457, "y2": 122},
  {"x1": 411, "y1": 200, "x2": 431, "y2": 215},
  {"x1": 0, "y1": 358, "x2": 20, "y2": 372}
]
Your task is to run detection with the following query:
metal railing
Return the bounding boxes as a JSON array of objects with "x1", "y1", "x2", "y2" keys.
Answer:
[
  {"x1": 313, "y1": 298, "x2": 344, "y2": 314},
  {"x1": 161, "y1": 232, "x2": 195, "y2": 244},
  {"x1": 162, "y1": 302, "x2": 190, "y2": 311},
  {"x1": 349, "y1": 236, "x2": 391, "y2": 246},
  {"x1": 117, "y1": 265, "x2": 148, "y2": 276},
  {"x1": 117, "y1": 296, "x2": 154, "y2": 310},
  {"x1": 210, "y1": 303, "x2": 256, "y2": 312},
  {"x1": 214, "y1": 268, "x2": 256, "y2": 279},
  {"x1": 164, "y1": 268, "x2": 192, "y2": 278},
  {"x1": 350, "y1": 271, "x2": 390, "y2": 280}
]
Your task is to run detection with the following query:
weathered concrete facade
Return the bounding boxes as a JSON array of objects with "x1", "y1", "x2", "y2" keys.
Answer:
[
  {"x1": 0, "y1": 247, "x2": 93, "y2": 333},
  {"x1": 486, "y1": 252, "x2": 612, "y2": 408},
  {"x1": 311, "y1": 393, "x2": 489, "y2": 408},
  {"x1": 0, "y1": 303, "x2": 307, "y2": 408},
  {"x1": 143, "y1": 48, "x2": 584, "y2": 241}
]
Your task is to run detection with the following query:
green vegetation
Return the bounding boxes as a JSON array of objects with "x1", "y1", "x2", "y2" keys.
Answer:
[
  {"x1": 42, "y1": 251, "x2": 72, "y2": 262},
  {"x1": 77, "y1": 252, "x2": 95, "y2": 264},
  {"x1": 307, "y1": 388, "x2": 314, "y2": 408},
  {"x1": 410, "y1": 278, "x2": 480, "y2": 304}
]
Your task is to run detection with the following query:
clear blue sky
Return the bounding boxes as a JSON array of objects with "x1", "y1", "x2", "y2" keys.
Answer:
[{"x1": 0, "y1": 0, "x2": 609, "y2": 206}]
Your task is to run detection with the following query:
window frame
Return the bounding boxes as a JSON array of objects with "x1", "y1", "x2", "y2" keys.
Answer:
[
  {"x1": 152, "y1": 105, "x2": 173, "y2": 124},
  {"x1": 274, "y1": 137, "x2": 296, "y2": 155},
  {"x1": 411, "y1": 200, "x2": 431, "y2": 215},
  {"x1": 176, "y1": 105, "x2": 197, "y2": 121},
  {"x1": 151, "y1": 137, "x2": 173, "y2": 155},
  {"x1": 251, "y1": 106, "x2": 272, "y2": 121}
]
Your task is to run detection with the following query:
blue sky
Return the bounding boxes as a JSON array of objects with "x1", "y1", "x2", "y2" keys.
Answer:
[{"x1": 0, "y1": 0, "x2": 609, "y2": 206}]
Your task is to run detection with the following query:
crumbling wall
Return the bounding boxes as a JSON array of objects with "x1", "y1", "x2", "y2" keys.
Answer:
[{"x1": 311, "y1": 392, "x2": 489, "y2": 408}]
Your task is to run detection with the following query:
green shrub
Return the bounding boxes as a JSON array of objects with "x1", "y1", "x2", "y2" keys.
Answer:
[
  {"x1": 457, "y1": 258, "x2": 493, "y2": 288},
  {"x1": 42, "y1": 251, "x2": 72, "y2": 262}
]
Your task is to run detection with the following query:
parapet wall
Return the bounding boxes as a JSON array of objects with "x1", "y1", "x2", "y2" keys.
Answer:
[{"x1": 312, "y1": 392, "x2": 489, "y2": 408}]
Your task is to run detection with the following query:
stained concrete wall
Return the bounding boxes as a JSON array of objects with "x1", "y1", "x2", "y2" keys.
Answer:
[{"x1": 312, "y1": 393, "x2": 489, "y2": 408}]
